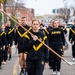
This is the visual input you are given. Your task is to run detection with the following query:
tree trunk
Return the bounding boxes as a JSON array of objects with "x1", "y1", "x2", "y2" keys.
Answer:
[
  {"x1": 65, "y1": 20, "x2": 68, "y2": 26},
  {"x1": 3, "y1": 0, "x2": 7, "y2": 23}
]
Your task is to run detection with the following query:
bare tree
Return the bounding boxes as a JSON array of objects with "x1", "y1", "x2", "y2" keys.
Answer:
[
  {"x1": 6, "y1": 0, "x2": 26, "y2": 16},
  {"x1": 57, "y1": 8, "x2": 70, "y2": 25},
  {"x1": 2, "y1": 0, "x2": 8, "y2": 22},
  {"x1": 73, "y1": 8, "x2": 75, "y2": 16},
  {"x1": 70, "y1": 5, "x2": 75, "y2": 17},
  {"x1": 1, "y1": 0, "x2": 26, "y2": 22},
  {"x1": 63, "y1": 0, "x2": 75, "y2": 18}
]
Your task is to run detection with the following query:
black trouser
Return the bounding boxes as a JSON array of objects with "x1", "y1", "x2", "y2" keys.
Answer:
[
  {"x1": 2, "y1": 47, "x2": 8, "y2": 62},
  {"x1": 49, "y1": 51, "x2": 53, "y2": 68},
  {"x1": 26, "y1": 58, "x2": 44, "y2": 75},
  {"x1": 52, "y1": 55, "x2": 61, "y2": 71},
  {"x1": 0, "y1": 50, "x2": 2, "y2": 66},
  {"x1": 72, "y1": 45, "x2": 75, "y2": 58},
  {"x1": 51, "y1": 48, "x2": 61, "y2": 71}
]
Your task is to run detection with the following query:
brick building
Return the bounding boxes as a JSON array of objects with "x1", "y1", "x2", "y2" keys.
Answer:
[
  {"x1": 0, "y1": 3, "x2": 1, "y2": 9},
  {"x1": 6, "y1": 7, "x2": 34, "y2": 22},
  {"x1": 0, "y1": 3, "x2": 3, "y2": 10}
]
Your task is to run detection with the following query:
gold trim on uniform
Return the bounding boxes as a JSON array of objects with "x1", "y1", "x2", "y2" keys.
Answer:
[
  {"x1": 51, "y1": 31, "x2": 61, "y2": 35},
  {"x1": 44, "y1": 29, "x2": 49, "y2": 34},
  {"x1": 17, "y1": 27, "x2": 32, "y2": 39},
  {"x1": 8, "y1": 28, "x2": 14, "y2": 34},
  {"x1": 33, "y1": 41, "x2": 44, "y2": 51},
  {"x1": 70, "y1": 28, "x2": 75, "y2": 34},
  {"x1": 33, "y1": 36, "x2": 47, "y2": 51},
  {"x1": 24, "y1": 35, "x2": 30, "y2": 40},
  {"x1": 43, "y1": 36, "x2": 47, "y2": 40},
  {"x1": 63, "y1": 27, "x2": 66, "y2": 30},
  {"x1": 26, "y1": 27, "x2": 32, "y2": 33},
  {"x1": 0, "y1": 32, "x2": 5, "y2": 36}
]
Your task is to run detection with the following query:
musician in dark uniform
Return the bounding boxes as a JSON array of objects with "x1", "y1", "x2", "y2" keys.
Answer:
[
  {"x1": 59, "y1": 20, "x2": 67, "y2": 34},
  {"x1": 15, "y1": 17, "x2": 32, "y2": 75},
  {"x1": 58, "y1": 20, "x2": 68, "y2": 55},
  {"x1": 0, "y1": 24, "x2": 7, "y2": 69},
  {"x1": 39, "y1": 23, "x2": 48, "y2": 35},
  {"x1": 0, "y1": 29, "x2": 3, "y2": 69},
  {"x1": 59, "y1": 21, "x2": 68, "y2": 46},
  {"x1": 1, "y1": 24, "x2": 8, "y2": 65},
  {"x1": 5, "y1": 21, "x2": 14, "y2": 60},
  {"x1": 69, "y1": 20, "x2": 75, "y2": 60},
  {"x1": 46, "y1": 19, "x2": 54, "y2": 69},
  {"x1": 26, "y1": 19, "x2": 48, "y2": 75},
  {"x1": 48, "y1": 20, "x2": 65, "y2": 75}
]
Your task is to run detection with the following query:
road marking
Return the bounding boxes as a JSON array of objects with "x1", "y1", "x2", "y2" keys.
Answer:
[{"x1": 13, "y1": 58, "x2": 19, "y2": 75}]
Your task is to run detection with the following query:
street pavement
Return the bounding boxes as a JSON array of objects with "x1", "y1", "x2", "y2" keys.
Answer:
[{"x1": 0, "y1": 35, "x2": 75, "y2": 75}]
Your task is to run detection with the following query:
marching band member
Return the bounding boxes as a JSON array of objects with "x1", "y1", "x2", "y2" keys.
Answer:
[
  {"x1": 15, "y1": 17, "x2": 32, "y2": 75},
  {"x1": 26, "y1": 19, "x2": 49, "y2": 75},
  {"x1": 48, "y1": 20, "x2": 65, "y2": 75}
]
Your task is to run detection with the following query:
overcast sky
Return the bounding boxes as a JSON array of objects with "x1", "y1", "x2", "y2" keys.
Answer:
[{"x1": 26, "y1": 0, "x2": 64, "y2": 15}]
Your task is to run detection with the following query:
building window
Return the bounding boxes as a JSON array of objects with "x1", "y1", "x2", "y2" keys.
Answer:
[{"x1": 16, "y1": 12, "x2": 20, "y2": 18}]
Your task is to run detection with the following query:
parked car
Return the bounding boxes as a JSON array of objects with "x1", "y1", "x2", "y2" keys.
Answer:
[{"x1": 66, "y1": 24, "x2": 73, "y2": 28}]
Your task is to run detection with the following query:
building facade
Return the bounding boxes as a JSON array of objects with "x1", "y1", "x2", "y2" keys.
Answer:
[
  {"x1": 6, "y1": 7, "x2": 34, "y2": 22},
  {"x1": 0, "y1": 3, "x2": 1, "y2": 9}
]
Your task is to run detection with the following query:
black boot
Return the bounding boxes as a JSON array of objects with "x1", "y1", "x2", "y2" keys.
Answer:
[
  {"x1": 0, "y1": 66, "x2": 1, "y2": 69},
  {"x1": 8, "y1": 55, "x2": 11, "y2": 60},
  {"x1": 0, "y1": 61, "x2": 1, "y2": 69},
  {"x1": 0, "y1": 63, "x2": 1, "y2": 69},
  {"x1": 20, "y1": 68, "x2": 24, "y2": 75},
  {"x1": 24, "y1": 68, "x2": 28, "y2": 75}
]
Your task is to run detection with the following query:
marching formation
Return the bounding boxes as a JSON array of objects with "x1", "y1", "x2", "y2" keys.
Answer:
[
  {"x1": 0, "y1": 21, "x2": 14, "y2": 68},
  {"x1": 0, "y1": 16, "x2": 75, "y2": 75}
]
